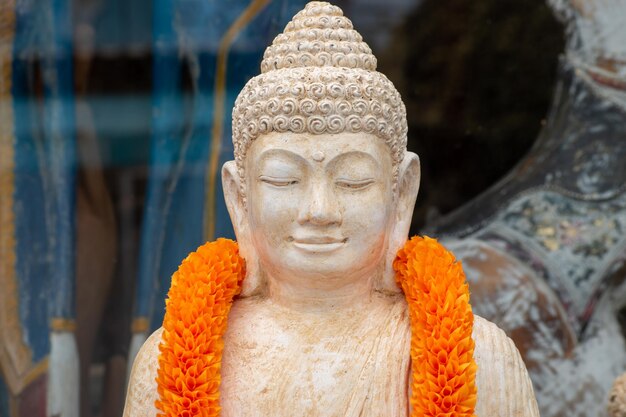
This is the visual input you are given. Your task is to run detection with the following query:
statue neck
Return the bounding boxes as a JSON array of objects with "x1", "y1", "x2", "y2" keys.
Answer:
[
  {"x1": 263, "y1": 269, "x2": 376, "y2": 314},
  {"x1": 523, "y1": 58, "x2": 626, "y2": 193}
]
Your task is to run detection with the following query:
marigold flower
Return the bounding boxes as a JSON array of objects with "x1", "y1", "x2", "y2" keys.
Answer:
[
  {"x1": 394, "y1": 235, "x2": 477, "y2": 417},
  {"x1": 156, "y1": 236, "x2": 476, "y2": 417},
  {"x1": 155, "y1": 239, "x2": 245, "y2": 417}
]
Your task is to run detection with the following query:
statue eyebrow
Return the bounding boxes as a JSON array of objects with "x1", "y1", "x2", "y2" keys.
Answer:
[
  {"x1": 256, "y1": 148, "x2": 308, "y2": 167},
  {"x1": 326, "y1": 150, "x2": 381, "y2": 170}
]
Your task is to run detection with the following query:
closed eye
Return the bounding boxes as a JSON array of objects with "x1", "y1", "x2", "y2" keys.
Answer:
[
  {"x1": 259, "y1": 176, "x2": 300, "y2": 187},
  {"x1": 335, "y1": 179, "x2": 375, "y2": 190}
]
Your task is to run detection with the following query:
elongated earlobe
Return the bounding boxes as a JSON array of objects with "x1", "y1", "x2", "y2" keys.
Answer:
[
  {"x1": 378, "y1": 152, "x2": 420, "y2": 292},
  {"x1": 222, "y1": 161, "x2": 246, "y2": 239},
  {"x1": 222, "y1": 161, "x2": 262, "y2": 296}
]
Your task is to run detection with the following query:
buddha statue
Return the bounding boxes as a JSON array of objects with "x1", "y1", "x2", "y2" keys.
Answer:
[{"x1": 123, "y1": 3, "x2": 539, "y2": 416}]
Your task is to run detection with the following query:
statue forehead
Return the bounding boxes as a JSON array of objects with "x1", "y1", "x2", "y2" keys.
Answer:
[{"x1": 245, "y1": 131, "x2": 392, "y2": 168}]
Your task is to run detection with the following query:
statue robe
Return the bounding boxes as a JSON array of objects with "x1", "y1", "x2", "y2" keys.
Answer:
[{"x1": 123, "y1": 294, "x2": 539, "y2": 417}]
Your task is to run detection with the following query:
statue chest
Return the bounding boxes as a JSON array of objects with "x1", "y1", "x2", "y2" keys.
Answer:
[{"x1": 220, "y1": 297, "x2": 411, "y2": 417}]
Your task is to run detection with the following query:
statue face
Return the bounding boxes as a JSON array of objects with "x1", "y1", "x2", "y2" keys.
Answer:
[{"x1": 244, "y1": 131, "x2": 395, "y2": 289}]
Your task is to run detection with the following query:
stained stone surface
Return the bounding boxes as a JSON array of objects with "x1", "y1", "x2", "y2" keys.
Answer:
[{"x1": 428, "y1": 1, "x2": 626, "y2": 415}]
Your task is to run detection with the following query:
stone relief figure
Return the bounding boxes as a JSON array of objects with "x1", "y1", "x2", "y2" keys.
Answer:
[
  {"x1": 427, "y1": 0, "x2": 626, "y2": 416},
  {"x1": 123, "y1": 3, "x2": 539, "y2": 416}
]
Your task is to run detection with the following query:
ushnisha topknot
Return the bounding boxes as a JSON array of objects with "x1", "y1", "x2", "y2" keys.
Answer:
[
  {"x1": 232, "y1": 1, "x2": 408, "y2": 194},
  {"x1": 260, "y1": 1, "x2": 377, "y2": 72}
]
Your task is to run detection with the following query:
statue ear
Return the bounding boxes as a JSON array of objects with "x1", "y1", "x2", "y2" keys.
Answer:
[
  {"x1": 378, "y1": 152, "x2": 420, "y2": 292},
  {"x1": 222, "y1": 161, "x2": 246, "y2": 239},
  {"x1": 222, "y1": 161, "x2": 261, "y2": 296}
]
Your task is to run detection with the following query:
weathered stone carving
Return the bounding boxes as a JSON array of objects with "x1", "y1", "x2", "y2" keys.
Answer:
[
  {"x1": 609, "y1": 373, "x2": 626, "y2": 417},
  {"x1": 427, "y1": 1, "x2": 626, "y2": 416}
]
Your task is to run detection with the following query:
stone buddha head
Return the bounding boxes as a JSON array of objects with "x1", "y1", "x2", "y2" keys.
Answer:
[{"x1": 222, "y1": 1, "x2": 420, "y2": 299}]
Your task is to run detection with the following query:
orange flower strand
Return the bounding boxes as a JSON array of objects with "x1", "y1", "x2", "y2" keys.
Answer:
[
  {"x1": 394, "y1": 236, "x2": 478, "y2": 417},
  {"x1": 156, "y1": 236, "x2": 476, "y2": 417},
  {"x1": 155, "y1": 239, "x2": 245, "y2": 417}
]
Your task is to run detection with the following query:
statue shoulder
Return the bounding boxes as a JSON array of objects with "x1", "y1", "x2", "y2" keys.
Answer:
[
  {"x1": 472, "y1": 315, "x2": 540, "y2": 417},
  {"x1": 122, "y1": 327, "x2": 163, "y2": 417}
]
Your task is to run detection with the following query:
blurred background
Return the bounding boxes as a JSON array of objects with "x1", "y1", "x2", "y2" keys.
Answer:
[{"x1": 6, "y1": 0, "x2": 624, "y2": 416}]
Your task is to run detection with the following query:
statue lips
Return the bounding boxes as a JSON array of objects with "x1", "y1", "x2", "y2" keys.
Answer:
[{"x1": 290, "y1": 235, "x2": 348, "y2": 253}]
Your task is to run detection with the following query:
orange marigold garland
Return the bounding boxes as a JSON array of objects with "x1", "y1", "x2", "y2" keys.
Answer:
[
  {"x1": 155, "y1": 238, "x2": 245, "y2": 417},
  {"x1": 394, "y1": 235, "x2": 478, "y2": 417},
  {"x1": 156, "y1": 236, "x2": 476, "y2": 417}
]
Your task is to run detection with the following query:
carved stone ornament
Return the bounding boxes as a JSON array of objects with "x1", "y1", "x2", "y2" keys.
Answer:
[
  {"x1": 123, "y1": 3, "x2": 539, "y2": 416},
  {"x1": 427, "y1": 1, "x2": 626, "y2": 416}
]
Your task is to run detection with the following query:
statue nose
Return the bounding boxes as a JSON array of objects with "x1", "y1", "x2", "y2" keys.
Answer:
[{"x1": 298, "y1": 184, "x2": 341, "y2": 226}]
